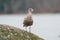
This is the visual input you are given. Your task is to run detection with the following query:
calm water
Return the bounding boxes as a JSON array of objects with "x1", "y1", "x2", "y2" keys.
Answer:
[{"x1": 0, "y1": 14, "x2": 60, "y2": 40}]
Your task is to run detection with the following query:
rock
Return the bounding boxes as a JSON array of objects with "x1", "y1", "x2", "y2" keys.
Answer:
[{"x1": 0, "y1": 24, "x2": 44, "y2": 40}]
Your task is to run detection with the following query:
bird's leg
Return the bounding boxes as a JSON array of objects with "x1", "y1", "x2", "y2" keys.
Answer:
[
  {"x1": 29, "y1": 26, "x2": 31, "y2": 40},
  {"x1": 29, "y1": 26, "x2": 31, "y2": 33},
  {"x1": 25, "y1": 27, "x2": 27, "y2": 32}
]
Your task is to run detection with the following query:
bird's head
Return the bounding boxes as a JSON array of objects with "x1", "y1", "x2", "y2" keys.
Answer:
[{"x1": 28, "y1": 8, "x2": 34, "y2": 12}]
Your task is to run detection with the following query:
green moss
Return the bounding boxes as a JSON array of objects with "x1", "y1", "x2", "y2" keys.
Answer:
[{"x1": 0, "y1": 24, "x2": 44, "y2": 40}]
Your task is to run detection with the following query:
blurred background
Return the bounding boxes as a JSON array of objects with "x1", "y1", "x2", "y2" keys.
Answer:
[
  {"x1": 0, "y1": 0, "x2": 60, "y2": 40},
  {"x1": 0, "y1": 0, "x2": 60, "y2": 14},
  {"x1": 0, "y1": 14, "x2": 60, "y2": 40}
]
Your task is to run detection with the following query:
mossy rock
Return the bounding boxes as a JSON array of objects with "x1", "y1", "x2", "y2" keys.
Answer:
[{"x1": 0, "y1": 24, "x2": 44, "y2": 40}]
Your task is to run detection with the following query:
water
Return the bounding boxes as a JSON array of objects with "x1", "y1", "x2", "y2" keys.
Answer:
[{"x1": 0, "y1": 14, "x2": 60, "y2": 40}]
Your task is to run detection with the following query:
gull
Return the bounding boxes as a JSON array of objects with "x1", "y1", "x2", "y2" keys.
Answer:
[{"x1": 23, "y1": 8, "x2": 34, "y2": 32}]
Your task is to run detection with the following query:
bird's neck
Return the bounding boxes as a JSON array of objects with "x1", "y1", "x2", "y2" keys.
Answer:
[{"x1": 28, "y1": 11, "x2": 32, "y2": 15}]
